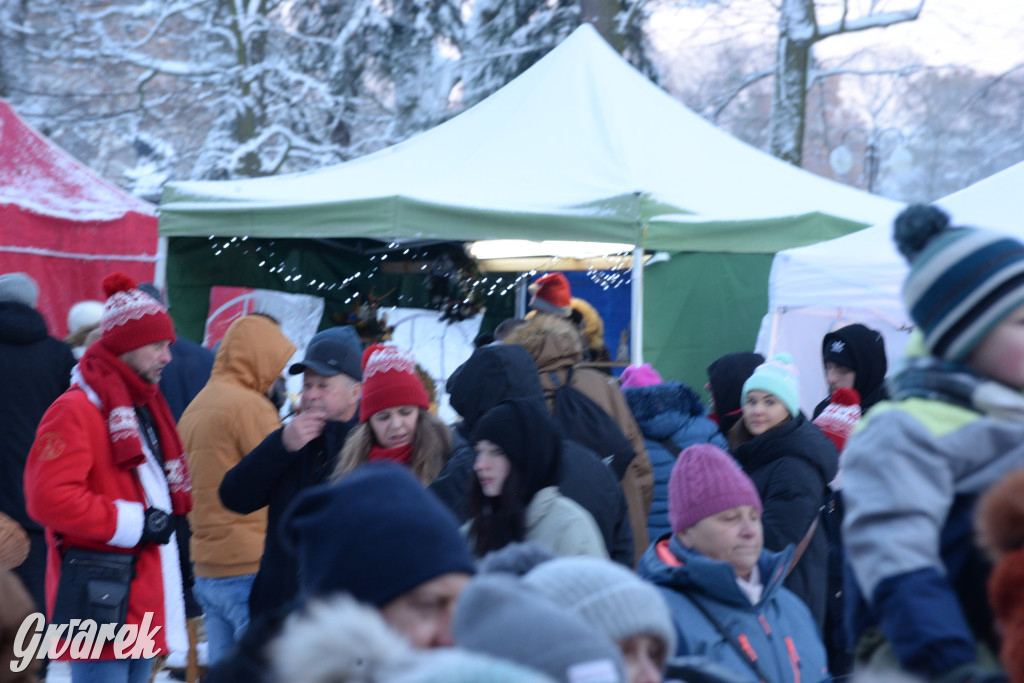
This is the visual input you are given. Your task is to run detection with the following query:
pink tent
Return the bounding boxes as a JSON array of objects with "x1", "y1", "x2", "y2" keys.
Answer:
[{"x1": 0, "y1": 100, "x2": 158, "y2": 337}]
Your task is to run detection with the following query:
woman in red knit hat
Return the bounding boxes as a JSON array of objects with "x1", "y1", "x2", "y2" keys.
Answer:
[{"x1": 331, "y1": 345, "x2": 450, "y2": 485}]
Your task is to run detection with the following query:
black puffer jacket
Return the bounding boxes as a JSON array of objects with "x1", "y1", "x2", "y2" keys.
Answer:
[
  {"x1": 731, "y1": 414, "x2": 838, "y2": 629},
  {"x1": 431, "y1": 344, "x2": 633, "y2": 566}
]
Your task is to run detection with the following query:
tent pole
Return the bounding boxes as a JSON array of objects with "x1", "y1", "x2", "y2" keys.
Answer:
[
  {"x1": 515, "y1": 277, "x2": 527, "y2": 318},
  {"x1": 630, "y1": 246, "x2": 644, "y2": 365},
  {"x1": 154, "y1": 236, "x2": 168, "y2": 293}
]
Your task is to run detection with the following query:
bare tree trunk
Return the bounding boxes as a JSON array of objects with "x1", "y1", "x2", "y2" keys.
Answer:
[
  {"x1": 769, "y1": 0, "x2": 816, "y2": 166},
  {"x1": 0, "y1": 0, "x2": 28, "y2": 98},
  {"x1": 580, "y1": 0, "x2": 624, "y2": 52}
]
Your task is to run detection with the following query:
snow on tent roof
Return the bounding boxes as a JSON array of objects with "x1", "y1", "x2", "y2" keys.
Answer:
[
  {"x1": 159, "y1": 24, "x2": 899, "y2": 249},
  {"x1": 0, "y1": 99, "x2": 154, "y2": 222}
]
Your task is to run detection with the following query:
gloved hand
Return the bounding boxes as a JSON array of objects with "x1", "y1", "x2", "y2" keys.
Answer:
[
  {"x1": 935, "y1": 663, "x2": 1008, "y2": 683},
  {"x1": 139, "y1": 507, "x2": 174, "y2": 545}
]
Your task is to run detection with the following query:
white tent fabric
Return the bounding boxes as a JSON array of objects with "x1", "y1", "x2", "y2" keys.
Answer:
[
  {"x1": 758, "y1": 160, "x2": 1024, "y2": 412},
  {"x1": 159, "y1": 24, "x2": 899, "y2": 241}
]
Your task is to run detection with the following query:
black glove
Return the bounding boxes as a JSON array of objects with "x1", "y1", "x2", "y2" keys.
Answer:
[{"x1": 139, "y1": 507, "x2": 174, "y2": 545}]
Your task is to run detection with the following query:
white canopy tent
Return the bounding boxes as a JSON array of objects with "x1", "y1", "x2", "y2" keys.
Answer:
[{"x1": 758, "y1": 161, "x2": 1024, "y2": 412}]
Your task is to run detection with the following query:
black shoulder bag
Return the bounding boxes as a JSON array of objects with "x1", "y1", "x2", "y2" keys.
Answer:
[{"x1": 50, "y1": 543, "x2": 137, "y2": 629}]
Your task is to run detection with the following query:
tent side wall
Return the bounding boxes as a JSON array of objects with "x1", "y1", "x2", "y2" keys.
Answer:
[
  {"x1": 642, "y1": 252, "x2": 775, "y2": 396},
  {"x1": 0, "y1": 208, "x2": 157, "y2": 337}
]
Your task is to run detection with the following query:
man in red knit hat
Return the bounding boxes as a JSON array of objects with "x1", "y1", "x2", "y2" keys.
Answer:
[{"x1": 24, "y1": 272, "x2": 191, "y2": 683}]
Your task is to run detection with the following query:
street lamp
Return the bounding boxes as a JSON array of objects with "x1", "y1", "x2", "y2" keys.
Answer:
[{"x1": 828, "y1": 125, "x2": 913, "y2": 194}]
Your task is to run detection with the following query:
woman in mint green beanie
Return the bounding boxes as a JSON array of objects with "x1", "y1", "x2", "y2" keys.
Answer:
[{"x1": 727, "y1": 353, "x2": 839, "y2": 630}]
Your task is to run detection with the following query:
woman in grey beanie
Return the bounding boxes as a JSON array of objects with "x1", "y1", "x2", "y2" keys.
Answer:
[{"x1": 524, "y1": 556, "x2": 676, "y2": 683}]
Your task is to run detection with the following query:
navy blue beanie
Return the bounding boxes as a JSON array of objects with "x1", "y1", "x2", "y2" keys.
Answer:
[{"x1": 281, "y1": 462, "x2": 476, "y2": 607}]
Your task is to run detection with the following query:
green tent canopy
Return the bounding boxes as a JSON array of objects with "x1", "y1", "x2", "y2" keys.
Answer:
[{"x1": 158, "y1": 24, "x2": 901, "y2": 391}]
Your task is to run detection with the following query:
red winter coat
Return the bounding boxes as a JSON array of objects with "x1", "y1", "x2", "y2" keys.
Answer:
[{"x1": 24, "y1": 387, "x2": 187, "y2": 659}]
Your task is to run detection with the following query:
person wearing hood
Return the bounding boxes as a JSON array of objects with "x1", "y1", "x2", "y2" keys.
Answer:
[
  {"x1": 431, "y1": 343, "x2": 633, "y2": 566},
  {"x1": 704, "y1": 352, "x2": 764, "y2": 436},
  {"x1": 504, "y1": 314, "x2": 653, "y2": 564},
  {"x1": 0, "y1": 273, "x2": 75, "y2": 653},
  {"x1": 620, "y1": 363, "x2": 728, "y2": 541},
  {"x1": 466, "y1": 399, "x2": 608, "y2": 560},
  {"x1": 728, "y1": 354, "x2": 838, "y2": 629},
  {"x1": 177, "y1": 314, "x2": 296, "y2": 664},
  {"x1": 812, "y1": 323, "x2": 888, "y2": 419},
  {"x1": 637, "y1": 444, "x2": 830, "y2": 683}
]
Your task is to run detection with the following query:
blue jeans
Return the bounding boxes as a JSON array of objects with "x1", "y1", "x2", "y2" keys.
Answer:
[
  {"x1": 70, "y1": 658, "x2": 152, "y2": 683},
  {"x1": 192, "y1": 574, "x2": 255, "y2": 665}
]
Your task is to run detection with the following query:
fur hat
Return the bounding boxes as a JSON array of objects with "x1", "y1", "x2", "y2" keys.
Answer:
[
  {"x1": 67, "y1": 300, "x2": 105, "y2": 335},
  {"x1": 529, "y1": 273, "x2": 572, "y2": 316},
  {"x1": 812, "y1": 387, "x2": 862, "y2": 452},
  {"x1": 282, "y1": 462, "x2": 475, "y2": 607},
  {"x1": 523, "y1": 556, "x2": 676, "y2": 657},
  {"x1": 668, "y1": 444, "x2": 762, "y2": 533},
  {"x1": 619, "y1": 363, "x2": 663, "y2": 389},
  {"x1": 454, "y1": 574, "x2": 626, "y2": 683},
  {"x1": 98, "y1": 272, "x2": 175, "y2": 355},
  {"x1": 976, "y1": 469, "x2": 1024, "y2": 561},
  {"x1": 359, "y1": 345, "x2": 430, "y2": 422},
  {"x1": 742, "y1": 353, "x2": 800, "y2": 418},
  {"x1": 0, "y1": 272, "x2": 39, "y2": 309},
  {"x1": 896, "y1": 204, "x2": 1024, "y2": 362}
]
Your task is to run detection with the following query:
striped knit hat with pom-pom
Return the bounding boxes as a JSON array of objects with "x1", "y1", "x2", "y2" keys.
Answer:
[
  {"x1": 896, "y1": 203, "x2": 1024, "y2": 362},
  {"x1": 98, "y1": 272, "x2": 175, "y2": 355}
]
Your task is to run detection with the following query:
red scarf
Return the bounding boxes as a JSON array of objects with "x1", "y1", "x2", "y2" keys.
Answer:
[
  {"x1": 367, "y1": 442, "x2": 414, "y2": 466},
  {"x1": 76, "y1": 344, "x2": 193, "y2": 515}
]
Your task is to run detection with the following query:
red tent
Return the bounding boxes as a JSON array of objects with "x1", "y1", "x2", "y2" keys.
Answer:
[{"x1": 0, "y1": 100, "x2": 158, "y2": 337}]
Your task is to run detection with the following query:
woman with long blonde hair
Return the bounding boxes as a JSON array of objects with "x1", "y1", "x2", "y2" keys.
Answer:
[{"x1": 332, "y1": 345, "x2": 449, "y2": 484}]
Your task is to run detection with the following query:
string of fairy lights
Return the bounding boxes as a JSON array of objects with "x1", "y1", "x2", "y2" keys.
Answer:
[{"x1": 206, "y1": 235, "x2": 635, "y2": 311}]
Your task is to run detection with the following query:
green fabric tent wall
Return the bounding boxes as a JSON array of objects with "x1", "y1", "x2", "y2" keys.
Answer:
[{"x1": 158, "y1": 25, "x2": 900, "y2": 387}]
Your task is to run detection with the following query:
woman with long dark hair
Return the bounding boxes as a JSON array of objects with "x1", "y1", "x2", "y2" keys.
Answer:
[{"x1": 466, "y1": 398, "x2": 607, "y2": 559}]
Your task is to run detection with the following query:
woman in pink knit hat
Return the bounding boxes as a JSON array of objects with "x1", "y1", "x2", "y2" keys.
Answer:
[
  {"x1": 332, "y1": 345, "x2": 450, "y2": 485},
  {"x1": 636, "y1": 444, "x2": 829, "y2": 682}
]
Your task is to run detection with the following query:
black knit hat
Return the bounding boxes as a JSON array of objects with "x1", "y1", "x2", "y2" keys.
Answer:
[
  {"x1": 282, "y1": 463, "x2": 475, "y2": 607},
  {"x1": 473, "y1": 398, "x2": 561, "y2": 500}
]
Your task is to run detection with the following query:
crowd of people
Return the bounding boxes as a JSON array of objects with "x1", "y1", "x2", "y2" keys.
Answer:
[{"x1": 2, "y1": 202, "x2": 1024, "y2": 683}]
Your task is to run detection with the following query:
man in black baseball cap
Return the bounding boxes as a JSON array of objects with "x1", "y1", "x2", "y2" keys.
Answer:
[{"x1": 220, "y1": 326, "x2": 364, "y2": 618}]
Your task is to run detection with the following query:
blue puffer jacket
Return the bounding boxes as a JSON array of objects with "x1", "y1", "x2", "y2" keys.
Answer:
[
  {"x1": 638, "y1": 535, "x2": 830, "y2": 683},
  {"x1": 623, "y1": 382, "x2": 727, "y2": 540}
]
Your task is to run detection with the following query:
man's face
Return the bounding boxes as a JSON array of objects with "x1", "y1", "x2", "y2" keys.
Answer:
[
  {"x1": 378, "y1": 572, "x2": 470, "y2": 649},
  {"x1": 300, "y1": 370, "x2": 360, "y2": 422},
  {"x1": 120, "y1": 341, "x2": 173, "y2": 384},
  {"x1": 824, "y1": 361, "x2": 856, "y2": 393}
]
